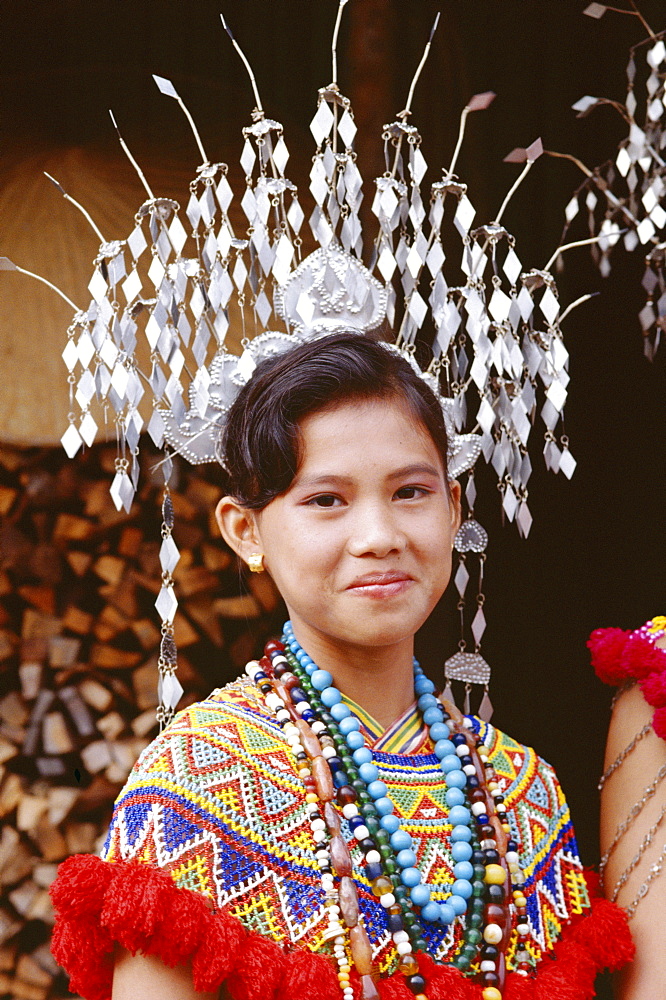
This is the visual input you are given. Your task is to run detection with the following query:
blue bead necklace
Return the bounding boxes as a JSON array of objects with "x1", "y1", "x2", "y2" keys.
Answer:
[{"x1": 282, "y1": 621, "x2": 476, "y2": 925}]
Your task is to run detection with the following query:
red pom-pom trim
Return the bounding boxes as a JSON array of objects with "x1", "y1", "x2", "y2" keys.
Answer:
[
  {"x1": 622, "y1": 635, "x2": 666, "y2": 681},
  {"x1": 639, "y1": 668, "x2": 666, "y2": 708},
  {"x1": 589, "y1": 620, "x2": 666, "y2": 743},
  {"x1": 587, "y1": 627, "x2": 630, "y2": 685},
  {"x1": 51, "y1": 856, "x2": 633, "y2": 1000},
  {"x1": 415, "y1": 953, "x2": 477, "y2": 999},
  {"x1": 653, "y1": 705, "x2": 666, "y2": 740},
  {"x1": 50, "y1": 855, "x2": 321, "y2": 1000}
]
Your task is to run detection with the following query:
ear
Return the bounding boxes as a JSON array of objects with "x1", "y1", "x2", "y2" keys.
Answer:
[
  {"x1": 448, "y1": 479, "x2": 462, "y2": 536},
  {"x1": 215, "y1": 496, "x2": 262, "y2": 567}
]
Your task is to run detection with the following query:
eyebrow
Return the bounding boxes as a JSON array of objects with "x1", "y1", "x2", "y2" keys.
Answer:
[{"x1": 295, "y1": 464, "x2": 443, "y2": 489}]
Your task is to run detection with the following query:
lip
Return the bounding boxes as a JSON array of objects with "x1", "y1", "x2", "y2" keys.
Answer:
[{"x1": 345, "y1": 571, "x2": 414, "y2": 598}]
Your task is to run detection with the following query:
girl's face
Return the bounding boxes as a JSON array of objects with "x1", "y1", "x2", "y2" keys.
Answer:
[{"x1": 241, "y1": 397, "x2": 460, "y2": 655}]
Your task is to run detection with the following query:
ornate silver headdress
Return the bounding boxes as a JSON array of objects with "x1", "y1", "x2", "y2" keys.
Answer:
[
  {"x1": 3, "y1": 2, "x2": 582, "y2": 724},
  {"x1": 560, "y1": 5, "x2": 666, "y2": 359}
]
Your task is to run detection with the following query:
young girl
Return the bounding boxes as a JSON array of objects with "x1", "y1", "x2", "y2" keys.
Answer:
[
  {"x1": 50, "y1": 333, "x2": 632, "y2": 1000},
  {"x1": 589, "y1": 616, "x2": 666, "y2": 1000}
]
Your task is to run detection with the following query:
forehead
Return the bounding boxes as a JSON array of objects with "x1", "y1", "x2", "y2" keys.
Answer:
[{"x1": 295, "y1": 397, "x2": 445, "y2": 477}]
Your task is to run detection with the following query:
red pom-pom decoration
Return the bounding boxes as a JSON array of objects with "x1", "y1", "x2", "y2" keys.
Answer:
[
  {"x1": 416, "y1": 953, "x2": 477, "y2": 999},
  {"x1": 50, "y1": 851, "x2": 634, "y2": 1000},
  {"x1": 590, "y1": 620, "x2": 666, "y2": 744},
  {"x1": 587, "y1": 627, "x2": 630, "y2": 685},
  {"x1": 653, "y1": 705, "x2": 666, "y2": 740},
  {"x1": 639, "y1": 668, "x2": 666, "y2": 708},
  {"x1": 504, "y1": 972, "x2": 536, "y2": 1000},
  {"x1": 572, "y1": 896, "x2": 634, "y2": 972},
  {"x1": 621, "y1": 634, "x2": 666, "y2": 681}
]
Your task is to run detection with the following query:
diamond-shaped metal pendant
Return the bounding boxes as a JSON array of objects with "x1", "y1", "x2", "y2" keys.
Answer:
[
  {"x1": 61, "y1": 423, "x2": 82, "y2": 459},
  {"x1": 155, "y1": 584, "x2": 178, "y2": 624},
  {"x1": 159, "y1": 535, "x2": 180, "y2": 574}
]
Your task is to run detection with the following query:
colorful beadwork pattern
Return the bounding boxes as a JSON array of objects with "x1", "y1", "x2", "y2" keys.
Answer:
[
  {"x1": 637, "y1": 615, "x2": 666, "y2": 643},
  {"x1": 102, "y1": 679, "x2": 589, "y2": 975}
]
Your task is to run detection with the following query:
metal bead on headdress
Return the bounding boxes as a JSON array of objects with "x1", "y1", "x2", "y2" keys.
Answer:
[{"x1": 3, "y1": 1, "x2": 591, "y2": 724}]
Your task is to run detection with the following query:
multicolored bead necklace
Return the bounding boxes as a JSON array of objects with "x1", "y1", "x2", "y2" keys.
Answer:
[{"x1": 245, "y1": 623, "x2": 531, "y2": 1000}]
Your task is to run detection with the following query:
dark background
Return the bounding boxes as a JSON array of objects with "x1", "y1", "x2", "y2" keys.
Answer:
[{"x1": 1, "y1": 0, "x2": 665, "y2": 937}]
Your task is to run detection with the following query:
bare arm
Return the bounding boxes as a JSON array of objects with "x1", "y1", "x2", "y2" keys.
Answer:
[
  {"x1": 112, "y1": 948, "x2": 228, "y2": 1000},
  {"x1": 600, "y1": 666, "x2": 666, "y2": 999}
]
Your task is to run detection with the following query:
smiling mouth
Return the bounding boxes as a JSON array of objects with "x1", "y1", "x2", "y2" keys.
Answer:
[{"x1": 346, "y1": 574, "x2": 413, "y2": 598}]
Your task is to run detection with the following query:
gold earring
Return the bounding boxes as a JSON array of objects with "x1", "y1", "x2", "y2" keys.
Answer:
[{"x1": 247, "y1": 553, "x2": 264, "y2": 574}]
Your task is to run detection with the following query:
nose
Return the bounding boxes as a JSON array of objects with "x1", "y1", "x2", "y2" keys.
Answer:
[{"x1": 346, "y1": 500, "x2": 405, "y2": 558}]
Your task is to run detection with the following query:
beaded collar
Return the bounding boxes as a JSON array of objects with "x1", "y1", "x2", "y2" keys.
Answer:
[
  {"x1": 244, "y1": 624, "x2": 531, "y2": 1000},
  {"x1": 340, "y1": 694, "x2": 429, "y2": 754}
]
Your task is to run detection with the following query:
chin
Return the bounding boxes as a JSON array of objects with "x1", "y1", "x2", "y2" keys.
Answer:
[{"x1": 331, "y1": 607, "x2": 430, "y2": 649}]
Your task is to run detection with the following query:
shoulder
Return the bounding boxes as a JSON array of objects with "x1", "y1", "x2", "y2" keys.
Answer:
[
  {"x1": 472, "y1": 716, "x2": 579, "y2": 863},
  {"x1": 171, "y1": 675, "x2": 281, "y2": 737},
  {"x1": 102, "y1": 677, "x2": 303, "y2": 865},
  {"x1": 478, "y1": 716, "x2": 566, "y2": 814},
  {"x1": 474, "y1": 718, "x2": 590, "y2": 955},
  {"x1": 127, "y1": 677, "x2": 287, "y2": 778}
]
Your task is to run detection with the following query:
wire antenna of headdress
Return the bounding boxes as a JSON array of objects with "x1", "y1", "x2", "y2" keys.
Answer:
[
  {"x1": 43, "y1": 173, "x2": 107, "y2": 244},
  {"x1": 448, "y1": 90, "x2": 496, "y2": 177},
  {"x1": 559, "y1": 291, "x2": 600, "y2": 323},
  {"x1": 544, "y1": 232, "x2": 629, "y2": 272},
  {"x1": 402, "y1": 13, "x2": 440, "y2": 120},
  {"x1": 584, "y1": 2, "x2": 656, "y2": 40},
  {"x1": 220, "y1": 14, "x2": 264, "y2": 114},
  {"x1": 387, "y1": 13, "x2": 440, "y2": 182},
  {"x1": 331, "y1": 0, "x2": 350, "y2": 86},
  {"x1": 153, "y1": 75, "x2": 209, "y2": 164},
  {"x1": 0, "y1": 256, "x2": 81, "y2": 312},
  {"x1": 109, "y1": 110, "x2": 156, "y2": 200},
  {"x1": 495, "y1": 138, "x2": 543, "y2": 225},
  {"x1": 544, "y1": 149, "x2": 643, "y2": 232}
]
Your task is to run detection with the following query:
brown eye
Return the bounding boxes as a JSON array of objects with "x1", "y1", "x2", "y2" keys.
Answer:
[
  {"x1": 308, "y1": 494, "x2": 340, "y2": 508},
  {"x1": 395, "y1": 486, "x2": 423, "y2": 500}
]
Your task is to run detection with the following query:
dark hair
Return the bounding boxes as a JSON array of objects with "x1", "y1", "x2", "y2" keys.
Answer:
[{"x1": 220, "y1": 332, "x2": 449, "y2": 508}]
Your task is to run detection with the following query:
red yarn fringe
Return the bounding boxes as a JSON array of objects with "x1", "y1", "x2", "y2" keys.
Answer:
[
  {"x1": 588, "y1": 625, "x2": 666, "y2": 739},
  {"x1": 653, "y1": 705, "x2": 666, "y2": 740},
  {"x1": 587, "y1": 627, "x2": 631, "y2": 685},
  {"x1": 622, "y1": 635, "x2": 666, "y2": 681},
  {"x1": 50, "y1": 857, "x2": 632, "y2": 1000}
]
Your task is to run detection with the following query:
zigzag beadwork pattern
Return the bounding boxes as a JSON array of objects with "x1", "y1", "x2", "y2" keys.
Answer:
[{"x1": 102, "y1": 680, "x2": 589, "y2": 974}]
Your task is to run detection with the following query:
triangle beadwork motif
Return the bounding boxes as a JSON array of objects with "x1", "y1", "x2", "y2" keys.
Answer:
[
  {"x1": 525, "y1": 773, "x2": 550, "y2": 810},
  {"x1": 171, "y1": 851, "x2": 216, "y2": 899},
  {"x1": 161, "y1": 804, "x2": 204, "y2": 852},
  {"x1": 120, "y1": 801, "x2": 152, "y2": 848},
  {"x1": 259, "y1": 776, "x2": 300, "y2": 817},
  {"x1": 188, "y1": 736, "x2": 231, "y2": 772}
]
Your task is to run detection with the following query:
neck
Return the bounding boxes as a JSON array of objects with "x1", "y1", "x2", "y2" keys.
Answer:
[{"x1": 287, "y1": 622, "x2": 416, "y2": 731}]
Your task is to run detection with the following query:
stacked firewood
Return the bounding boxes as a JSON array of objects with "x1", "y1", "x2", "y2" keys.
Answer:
[{"x1": 0, "y1": 440, "x2": 282, "y2": 999}]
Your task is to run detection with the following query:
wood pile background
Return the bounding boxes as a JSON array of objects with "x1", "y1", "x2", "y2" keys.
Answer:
[{"x1": 0, "y1": 439, "x2": 282, "y2": 999}]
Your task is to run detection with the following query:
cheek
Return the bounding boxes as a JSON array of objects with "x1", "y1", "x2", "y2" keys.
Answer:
[
  {"x1": 420, "y1": 518, "x2": 455, "y2": 584},
  {"x1": 416, "y1": 505, "x2": 454, "y2": 547},
  {"x1": 260, "y1": 511, "x2": 340, "y2": 584}
]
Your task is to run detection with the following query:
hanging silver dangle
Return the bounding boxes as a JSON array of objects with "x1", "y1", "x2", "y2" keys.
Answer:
[{"x1": 444, "y1": 474, "x2": 492, "y2": 720}]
